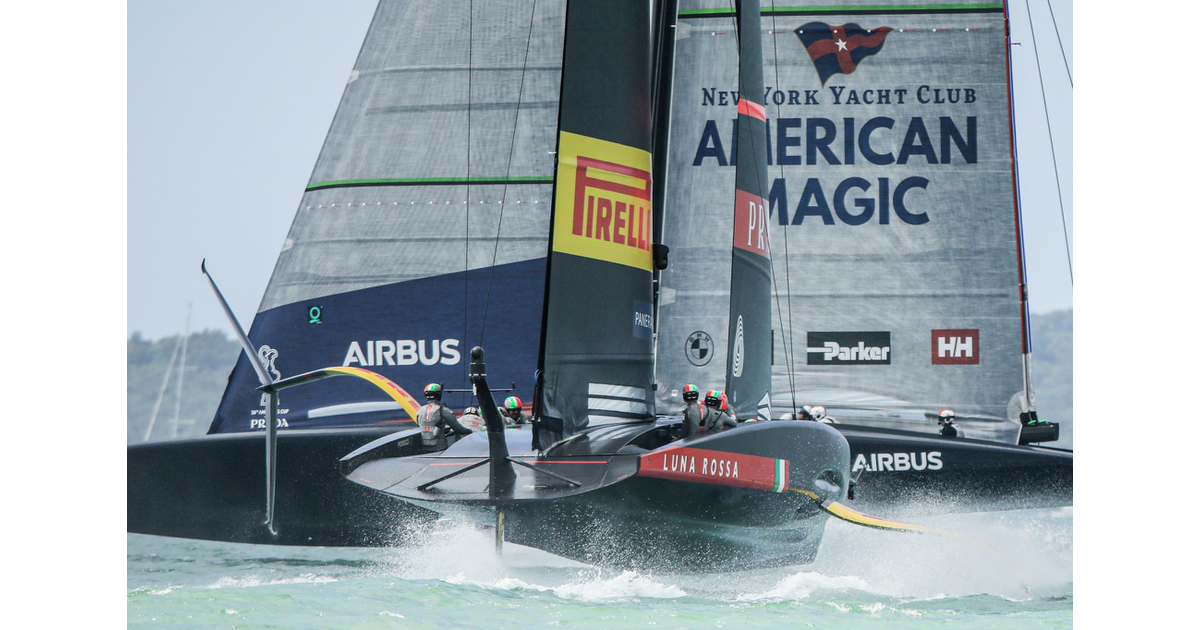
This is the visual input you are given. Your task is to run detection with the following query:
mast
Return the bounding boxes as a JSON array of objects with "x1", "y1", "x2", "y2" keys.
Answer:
[
  {"x1": 1002, "y1": 0, "x2": 1038, "y2": 423},
  {"x1": 536, "y1": 0, "x2": 657, "y2": 449},
  {"x1": 724, "y1": 0, "x2": 773, "y2": 421}
]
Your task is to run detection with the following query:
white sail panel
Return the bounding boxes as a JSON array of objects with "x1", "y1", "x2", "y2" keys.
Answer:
[
  {"x1": 659, "y1": 1, "x2": 1024, "y2": 442},
  {"x1": 211, "y1": 0, "x2": 566, "y2": 433}
]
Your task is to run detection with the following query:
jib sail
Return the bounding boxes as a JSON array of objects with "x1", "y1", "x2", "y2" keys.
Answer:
[
  {"x1": 210, "y1": 0, "x2": 567, "y2": 433},
  {"x1": 535, "y1": 0, "x2": 658, "y2": 449},
  {"x1": 658, "y1": 0, "x2": 1028, "y2": 443}
]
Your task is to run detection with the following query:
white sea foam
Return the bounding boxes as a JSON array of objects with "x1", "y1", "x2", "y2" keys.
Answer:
[
  {"x1": 550, "y1": 571, "x2": 687, "y2": 601},
  {"x1": 737, "y1": 571, "x2": 872, "y2": 601},
  {"x1": 205, "y1": 573, "x2": 338, "y2": 589},
  {"x1": 804, "y1": 507, "x2": 1073, "y2": 601}
]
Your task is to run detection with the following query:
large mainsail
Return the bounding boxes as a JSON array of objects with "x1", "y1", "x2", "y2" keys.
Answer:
[
  {"x1": 536, "y1": 0, "x2": 658, "y2": 448},
  {"x1": 211, "y1": 1, "x2": 567, "y2": 433},
  {"x1": 658, "y1": 0, "x2": 1028, "y2": 443}
]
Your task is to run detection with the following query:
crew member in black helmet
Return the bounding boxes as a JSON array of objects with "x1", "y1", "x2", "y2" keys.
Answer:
[
  {"x1": 679, "y1": 383, "x2": 706, "y2": 438},
  {"x1": 704, "y1": 390, "x2": 737, "y2": 431},
  {"x1": 937, "y1": 408, "x2": 963, "y2": 438},
  {"x1": 417, "y1": 383, "x2": 473, "y2": 451},
  {"x1": 503, "y1": 396, "x2": 529, "y2": 425}
]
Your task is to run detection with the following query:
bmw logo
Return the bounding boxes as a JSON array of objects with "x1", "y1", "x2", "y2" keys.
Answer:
[{"x1": 686, "y1": 331, "x2": 714, "y2": 366}]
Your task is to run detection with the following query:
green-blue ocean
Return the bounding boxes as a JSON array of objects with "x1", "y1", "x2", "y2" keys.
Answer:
[{"x1": 127, "y1": 507, "x2": 1071, "y2": 628}]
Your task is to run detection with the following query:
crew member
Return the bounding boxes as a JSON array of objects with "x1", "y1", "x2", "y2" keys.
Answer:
[
  {"x1": 811, "y1": 405, "x2": 835, "y2": 424},
  {"x1": 417, "y1": 383, "x2": 473, "y2": 451},
  {"x1": 679, "y1": 383, "x2": 706, "y2": 438},
  {"x1": 503, "y1": 396, "x2": 529, "y2": 425},
  {"x1": 704, "y1": 390, "x2": 737, "y2": 431},
  {"x1": 937, "y1": 408, "x2": 962, "y2": 438},
  {"x1": 459, "y1": 406, "x2": 485, "y2": 432}
]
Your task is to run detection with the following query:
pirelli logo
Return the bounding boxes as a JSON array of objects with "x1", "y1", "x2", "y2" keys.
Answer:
[{"x1": 553, "y1": 131, "x2": 653, "y2": 271}]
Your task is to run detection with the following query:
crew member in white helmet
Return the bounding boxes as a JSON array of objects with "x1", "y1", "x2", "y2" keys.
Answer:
[
  {"x1": 938, "y1": 408, "x2": 962, "y2": 438},
  {"x1": 811, "y1": 405, "x2": 836, "y2": 424}
]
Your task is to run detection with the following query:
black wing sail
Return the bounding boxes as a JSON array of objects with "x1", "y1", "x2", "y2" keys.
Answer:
[
  {"x1": 724, "y1": 0, "x2": 773, "y2": 421},
  {"x1": 536, "y1": 0, "x2": 657, "y2": 449}
]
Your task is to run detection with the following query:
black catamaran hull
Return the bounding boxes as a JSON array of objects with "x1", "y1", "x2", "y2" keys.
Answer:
[
  {"x1": 128, "y1": 422, "x2": 1071, "y2": 549},
  {"x1": 340, "y1": 420, "x2": 850, "y2": 571},
  {"x1": 127, "y1": 426, "x2": 436, "y2": 547},
  {"x1": 836, "y1": 424, "x2": 1072, "y2": 513}
]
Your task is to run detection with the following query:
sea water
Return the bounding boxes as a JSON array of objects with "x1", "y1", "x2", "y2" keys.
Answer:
[{"x1": 128, "y1": 507, "x2": 1071, "y2": 628}]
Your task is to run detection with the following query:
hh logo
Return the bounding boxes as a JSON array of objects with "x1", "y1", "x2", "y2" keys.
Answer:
[
  {"x1": 931, "y1": 329, "x2": 979, "y2": 365},
  {"x1": 553, "y1": 131, "x2": 653, "y2": 272}
]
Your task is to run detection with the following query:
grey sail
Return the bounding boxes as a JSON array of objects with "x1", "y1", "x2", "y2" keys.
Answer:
[
  {"x1": 658, "y1": 0, "x2": 1027, "y2": 443},
  {"x1": 211, "y1": 0, "x2": 567, "y2": 433}
]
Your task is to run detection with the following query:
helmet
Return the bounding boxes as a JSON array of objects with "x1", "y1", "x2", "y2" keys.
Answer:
[
  {"x1": 798, "y1": 405, "x2": 814, "y2": 420},
  {"x1": 720, "y1": 392, "x2": 729, "y2": 411},
  {"x1": 424, "y1": 383, "x2": 443, "y2": 401},
  {"x1": 504, "y1": 396, "x2": 522, "y2": 413},
  {"x1": 462, "y1": 406, "x2": 479, "y2": 416},
  {"x1": 938, "y1": 408, "x2": 955, "y2": 422},
  {"x1": 704, "y1": 390, "x2": 723, "y2": 408},
  {"x1": 682, "y1": 384, "x2": 700, "y2": 403},
  {"x1": 810, "y1": 405, "x2": 826, "y2": 420}
]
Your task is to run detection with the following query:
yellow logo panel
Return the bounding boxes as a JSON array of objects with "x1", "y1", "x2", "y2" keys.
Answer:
[{"x1": 553, "y1": 132, "x2": 653, "y2": 272}]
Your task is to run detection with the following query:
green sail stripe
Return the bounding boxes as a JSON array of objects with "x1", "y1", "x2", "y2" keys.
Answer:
[
  {"x1": 680, "y1": 4, "x2": 1004, "y2": 17},
  {"x1": 305, "y1": 176, "x2": 554, "y2": 192}
]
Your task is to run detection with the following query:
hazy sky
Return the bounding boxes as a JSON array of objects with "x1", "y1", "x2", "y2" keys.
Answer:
[{"x1": 128, "y1": 0, "x2": 1073, "y2": 340}]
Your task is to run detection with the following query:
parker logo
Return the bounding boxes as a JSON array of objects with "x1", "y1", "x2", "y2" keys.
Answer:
[
  {"x1": 931, "y1": 329, "x2": 979, "y2": 365},
  {"x1": 686, "y1": 331, "x2": 714, "y2": 366},
  {"x1": 553, "y1": 131, "x2": 653, "y2": 272},
  {"x1": 795, "y1": 22, "x2": 893, "y2": 86},
  {"x1": 343, "y1": 339, "x2": 461, "y2": 367},
  {"x1": 806, "y1": 332, "x2": 891, "y2": 365}
]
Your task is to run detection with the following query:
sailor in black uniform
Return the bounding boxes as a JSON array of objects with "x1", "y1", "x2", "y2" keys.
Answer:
[
  {"x1": 503, "y1": 396, "x2": 529, "y2": 425},
  {"x1": 937, "y1": 408, "x2": 963, "y2": 438},
  {"x1": 416, "y1": 383, "x2": 473, "y2": 451},
  {"x1": 679, "y1": 383, "x2": 706, "y2": 438},
  {"x1": 704, "y1": 390, "x2": 737, "y2": 431}
]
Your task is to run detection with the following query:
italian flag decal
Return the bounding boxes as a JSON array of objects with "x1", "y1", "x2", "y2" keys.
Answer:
[{"x1": 636, "y1": 446, "x2": 789, "y2": 493}]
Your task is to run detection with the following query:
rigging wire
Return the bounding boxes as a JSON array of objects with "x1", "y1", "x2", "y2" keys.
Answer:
[
  {"x1": 480, "y1": 0, "x2": 539, "y2": 342},
  {"x1": 1044, "y1": 0, "x2": 1072, "y2": 87},
  {"x1": 1022, "y1": 0, "x2": 1073, "y2": 284},
  {"x1": 769, "y1": 0, "x2": 799, "y2": 418},
  {"x1": 463, "y1": 0, "x2": 474, "y2": 394}
]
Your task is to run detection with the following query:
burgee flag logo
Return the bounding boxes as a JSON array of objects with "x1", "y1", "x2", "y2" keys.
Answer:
[{"x1": 795, "y1": 22, "x2": 892, "y2": 86}]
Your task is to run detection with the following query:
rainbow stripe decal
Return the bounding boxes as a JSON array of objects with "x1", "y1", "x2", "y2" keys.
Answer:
[
  {"x1": 320, "y1": 366, "x2": 422, "y2": 420},
  {"x1": 637, "y1": 446, "x2": 789, "y2": 493}
]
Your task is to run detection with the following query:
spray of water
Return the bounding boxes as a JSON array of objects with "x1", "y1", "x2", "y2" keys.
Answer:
[{"x1": 371, "y1": 507, "x2": 1071, "y2": 603}]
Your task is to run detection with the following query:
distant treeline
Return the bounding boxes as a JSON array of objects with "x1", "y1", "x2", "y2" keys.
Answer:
[
  {"x1": 127, "y1": 309, "x2": 1073, "y2": 446},
  {"x1": 127, "y1": 330, "x2": 240, "y2": 443}
]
